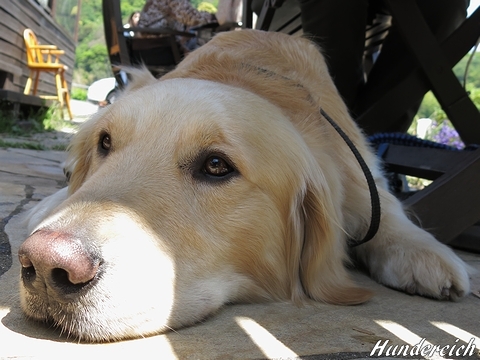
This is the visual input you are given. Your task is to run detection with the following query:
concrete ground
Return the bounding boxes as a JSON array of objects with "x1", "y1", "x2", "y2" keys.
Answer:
[{"x1": 0, "y1": 101, "x2": 479, "y2": 359}]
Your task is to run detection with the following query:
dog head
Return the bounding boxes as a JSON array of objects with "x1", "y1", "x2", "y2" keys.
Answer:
[{"x1": 19, "y1": 34, "x2": 371, "y2": 342}]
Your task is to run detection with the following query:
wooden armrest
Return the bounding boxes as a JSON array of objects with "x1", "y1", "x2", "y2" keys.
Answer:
[
  {"x1": 41, "y1": 49, "x2": 65, "y2": 55},
  {"x1": 40, "y1": 48, "x2": 66, "y2": 64},
  {"x1": 31, "y1": 45, "x2": 59, "y2": 50}
]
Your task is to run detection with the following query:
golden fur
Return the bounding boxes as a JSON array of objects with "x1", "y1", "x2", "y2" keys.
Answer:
[{"x1": 21, "y1": 30, "x2": 470, "y2": 342}]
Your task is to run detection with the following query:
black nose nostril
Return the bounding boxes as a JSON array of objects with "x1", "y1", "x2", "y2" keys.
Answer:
[
  {"x1": 51, "y1": 267, "x2": 97, "y2": 286},
  {"x1": 51, "y1": 267, "x2": 70, "y2": 286},
  {"x1": 51, "y1": 268, "x2": 92, "y2": 294},
  {"x1": 19, "y1": 254, "x2": 36, "y2": 283},
  {"x1": 21, "y1": 265, "x2": 37, "y2": 283}
]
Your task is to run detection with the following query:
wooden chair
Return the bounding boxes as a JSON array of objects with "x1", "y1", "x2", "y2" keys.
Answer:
[
  {"x1": 22, "y1": 29, "x2": 73, "y2": 120},
  {"x1": 243, "y1": 0, "x2": 480, "y2": 252}
]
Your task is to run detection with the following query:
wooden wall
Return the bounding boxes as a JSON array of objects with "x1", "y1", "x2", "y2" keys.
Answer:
[{"x1": 0, "y1": 0, "x2": 76, "y2": 97}]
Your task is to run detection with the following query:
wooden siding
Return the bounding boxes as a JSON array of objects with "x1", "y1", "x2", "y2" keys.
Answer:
[{"x1": 0, "y1": 0, "x2": 75, "y2": 96}]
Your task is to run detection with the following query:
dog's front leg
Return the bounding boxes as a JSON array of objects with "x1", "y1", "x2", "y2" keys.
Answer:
[{"x1": 352, "y1": 189, "x2": 471, "y2": 300}]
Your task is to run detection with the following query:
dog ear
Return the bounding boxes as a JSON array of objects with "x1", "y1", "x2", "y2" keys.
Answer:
[
  {"x1": 289, "y1": 165, "x2": 373, "y2": 305},
  {"x1": 121, "y1": 66, "x2": 157, "y2": 93}
]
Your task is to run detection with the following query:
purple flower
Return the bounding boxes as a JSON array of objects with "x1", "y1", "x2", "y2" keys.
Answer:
[{"x1": 432, "y1": 120, "x2": 465, "y2": 149}]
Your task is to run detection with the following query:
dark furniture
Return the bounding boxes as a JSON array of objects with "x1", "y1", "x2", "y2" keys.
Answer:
[
  {"x1": 102, "y1": 0, "x2": 195, "y2": 86},
  {"x1": 242, "y1": 0, "x2": 480, "y2": 251},
  {"x1": 243, "y1": 0, "x2": 302, "y2": 34},
  {"x1": 102, "y1": 0, "x2": 239, "y2": 88}
]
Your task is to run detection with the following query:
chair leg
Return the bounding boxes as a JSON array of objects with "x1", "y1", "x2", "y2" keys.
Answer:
[
  {"x1": 55, "y1": 71, "x2": 73, "y2": 120},
  {"x1": 55, "y1": 72, "x2": 64, "y2": 107},
  {"x1": 32, "y1": 71, "x2": 40, "y2": 96},
  {"x1": 61, "y1": 74, "x2": 73, "y2": 120},
  {"x1": 24, "y1": 70, "x2": 34, "y2": 95}
]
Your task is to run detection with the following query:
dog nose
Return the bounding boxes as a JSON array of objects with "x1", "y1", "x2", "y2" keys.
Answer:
[{"x1": 18, "y1": 229, "x2": 101, "y2": 294}]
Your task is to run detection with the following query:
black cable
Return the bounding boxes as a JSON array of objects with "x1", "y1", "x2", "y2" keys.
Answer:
[{"x1": 320, "y1": 109, "x2": 381, "y2": 247}]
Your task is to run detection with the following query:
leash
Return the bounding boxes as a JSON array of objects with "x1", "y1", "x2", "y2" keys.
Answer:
[
  {"x1": 242, "y1": 64, "x2": 381, "y2": 246},
  {"x1": 320, "y1": 108, "x2": 381, "y2": 247}
]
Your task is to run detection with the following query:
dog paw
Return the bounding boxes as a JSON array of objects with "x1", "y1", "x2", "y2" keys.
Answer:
[{"x1": 368, "y1": 239, "x2": 471, "y2": 301}]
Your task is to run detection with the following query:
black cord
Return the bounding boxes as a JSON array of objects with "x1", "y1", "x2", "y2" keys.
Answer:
[
  {"x1": 463, "y1": 36, "x2": 480, "y2": 89},
  {"x1": 320, "y1": 109, "x2": 381, "y2": 247}
]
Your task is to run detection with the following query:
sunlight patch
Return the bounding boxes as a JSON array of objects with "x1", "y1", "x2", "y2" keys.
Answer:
[
  {"x1": 235, "y1": 316, "x2": 298, "y2": 359},
  {"x1": 0, "y1": 306, "x2": 9, "y2": 319},
  {"x1": 431, "y1": 321, "x2": 479, "y2": 353},
  {"x1": 375, "y1": 320, "x2": 442, "y2": 360}
]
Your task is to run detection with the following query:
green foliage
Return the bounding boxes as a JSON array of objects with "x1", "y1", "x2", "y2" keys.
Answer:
[
  {"x1": 0, "y1": 139, "x2": 45, "y2": 150},
  {"x1": 71, "y1": 88, "x2": 88, "y2": 101},
  {"x1": 74, "y1": 0, "x2": 113, "y2": 84},
  {"x1": 76, "y1": 0, "x2": 105, "y2": 48},
  {"x1": 467, "y1": 86, "x2": 480, "y2": 111},
  {"x1": 54, "y1": 0, "x2": 79, "y2": 37},
  {"x1": 197, "y1": 1, "x2": 217, "y2": 12},
  {"x1": 416, "y1": 50, "x2": 480, "y2": 123},
  {"x1": 191, "y1": 0, "x2": 218, "y2": 9},
  {"x1": 0, "y1": 100, "x2": 74, "y2": 136},
  {"x1": 0, "y1": 100, "x2": 45, "y2": 134},
  {"x1": 51, "y1": 143, "x2": 69, "y2": 151},
  {"x1": 453, "y1": 50, "x2": 480, "y2": 88},
  {"x1": 74, "y1": 43, "x2": 111, "y2": 83},
  {"x1": 415, "y1": 91, "x2": 447, "y2": 121},
  {"x1": 120, "y1": 0, "x2": 147, "y2": 20},
  {"x1": 41, "y1": 105, "x2": 76, "y2": 131}
]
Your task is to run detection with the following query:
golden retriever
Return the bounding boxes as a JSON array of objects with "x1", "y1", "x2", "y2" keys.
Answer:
[{"x1": 19, "y1": 30, "x2": 470, "y2": 342}]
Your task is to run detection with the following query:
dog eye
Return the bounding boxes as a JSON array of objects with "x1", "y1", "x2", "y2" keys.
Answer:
[
  {"x1": 203, "y1": 155, "x2": 234, "y2": 177},
  {"x1": 98, "y1": 132, "x2": 112, "y2": 155}
]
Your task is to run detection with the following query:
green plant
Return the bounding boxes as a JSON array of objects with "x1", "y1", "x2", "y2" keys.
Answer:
[
  {"x1": 71, "y1": 87, "x2": 88, "y2": 101},
  {"x1": 51, "y1": 143, "x2": 68, "y2": 151},
  {"x1": 0, "y1": 100, "x2": 77, "y2": 137},
  {"x1": 0, "y1": 105, "x2": 16, "y2": 133},
  {"x1": 415, "y1": 91, "x2": 447, "y2": 121},
  {"x1": 42, "y1": 104, "x2": 78, "y2": 132},
  {"x1": 74, "y1": 43, "x2": 112, "y2": 83},
  {"x1": 0, "y1": 139, "x2": 45, "y2": 150},
  {"x1": 467, "y1": 86, "x2": 480, "y2": 111},
  {"x1": 191, "y1": 0, "x2": 218, "y2": 9},
  {"x1": 406, "y1": 176, "x2": 432, "y2": 190},
  {"x1": 0, "y1": 100, "x2": 46, "y2": 135},
  {"x1": 197, "y1": 2, "x2": 217, "y2": 13}
]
